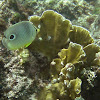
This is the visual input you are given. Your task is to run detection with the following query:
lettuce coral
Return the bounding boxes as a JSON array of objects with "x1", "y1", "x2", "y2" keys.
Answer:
[
  {"x1": 39, "y1": 41, "x2": 100, "y2": 100},
  {"x1": 28, "y1": 10, "x2": 95, "y2": 61},
  {"x1": 39, "y1": 42, "x2": 84, "y2": 100},
  {"x1": 29, "y1": 10, "x2": 72, "y2": 59},
  {"x1": 83, "y1": 43, "x2": 100, "y2": 65},
  {"x1": 69, "y1": 25, "x2": 94, "y2": 47},
  {"x1": 27, "y1": 10, "x2": 100, "y2": 100},
  {"x1": 58, "y1": 42, "x2": 85, "y2": 64}
]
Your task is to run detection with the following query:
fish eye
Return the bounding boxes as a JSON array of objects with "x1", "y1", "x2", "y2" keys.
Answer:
[{"x1": 9, "y1": 34, "x2": 16, "y2": 40}]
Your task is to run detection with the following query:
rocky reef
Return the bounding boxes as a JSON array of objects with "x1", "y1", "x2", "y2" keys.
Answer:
[{"x1": 0, "y1": 0, "x2": 100, "y2": 100}]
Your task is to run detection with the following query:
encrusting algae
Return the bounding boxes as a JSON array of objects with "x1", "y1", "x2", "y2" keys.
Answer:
[{"x1": 2, "y1": 10, "x2": 100, "y2": 100}]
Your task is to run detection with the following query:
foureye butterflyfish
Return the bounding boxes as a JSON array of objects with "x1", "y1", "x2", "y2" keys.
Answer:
[{"x1": 2, "y1": 21, "x2": 37, "y2": 50}]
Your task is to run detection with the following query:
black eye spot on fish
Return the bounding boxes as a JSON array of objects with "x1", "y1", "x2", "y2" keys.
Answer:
[{"x1": 9, "y1": 34, "x2": 15, "y2": 40}]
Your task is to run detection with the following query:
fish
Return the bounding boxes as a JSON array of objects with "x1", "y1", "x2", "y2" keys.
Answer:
[{"x1": 2, "y1": 21, "x2": 37, "y2": 50}]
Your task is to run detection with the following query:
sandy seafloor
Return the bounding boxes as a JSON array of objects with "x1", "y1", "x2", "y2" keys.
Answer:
[{"x1": 0, "y1": 0, "x2": 100, "y2": 100}]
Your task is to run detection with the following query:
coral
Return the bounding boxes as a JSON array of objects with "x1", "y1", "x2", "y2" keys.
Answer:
[
  {"x1": 36, "y1": 23, "x2": 99, "y2": 99},
  {"x1": 58, "y1": 42, "x2": 85, "y2": 65},
  {"x1": 68, "y1": 77, "x2": 82, "y2": 99},
  {"x1": 29, "y1": 10, "x2": 72, "y2": 59},
  {"x1": 39, "y1": 68, "x2": 82, "y2": 100},
  {"x1": 69, "y1": 25, "x2": 94, "y2": 47},
  {"x1": 38, "y1": 41, "x2": 100, "y2": 100},
  {"x1": 28, "y1": 10, "x2": 100, "y2": 99},
  {"x1": 83, "y1": 44, "x2": 100, "y2": 65},
  {"x1": 38, "y1": 42, "x2": 85, "y2": 100},
  {"x1": 29, "y1": 10, "x2": 96, "y2": 60}
]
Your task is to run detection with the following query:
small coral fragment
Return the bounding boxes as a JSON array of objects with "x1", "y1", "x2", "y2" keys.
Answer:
[
  {"x1": 50, "y1": 58, "x2": 63, "y2": 79},
  {"x1": 19, "y1": 49, "x2": 29, "y2": 64},
  {"x1": 59, "y1": 63, "x2": 75, "y2": 80},
  {"x1": 68, "y1": 77, "x2": 82, "y2": 99}
]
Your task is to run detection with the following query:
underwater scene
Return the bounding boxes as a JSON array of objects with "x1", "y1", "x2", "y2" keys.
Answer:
[{"x1": 0, "y1": 0, "x2": 100, "y2": 100}]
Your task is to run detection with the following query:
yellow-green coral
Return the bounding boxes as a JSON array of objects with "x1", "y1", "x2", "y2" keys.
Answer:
[
  {"x1": 39, "y1": 41, "x2": 100, "y2": 100},
  {"x1": 28, "y1": 10, "x2": 72, "y2": 59},
  {"x1": 69, "y1": 25, "x2": 94, "y2": 47},
  {"x1": 50, "y1": 42, "x2": 85, "y2": 80},
  {"x1": 39, "y1": 64, "x2": 82, "y2": 100},
  {"x1": 39, "y1": 42, "x2": 85, "y2": 100},
  {"x1": 58, "y1": 42, "x2": 85, "y2": 65},
  {"x1": 83, "y1": 44, "x2": 100, "y2": 65},
  {"x1": 28, "y1": 10, "x2": 100, "y2": 100},
  {"x1": 28, "y1": 10, "x2": 95, "y2": 60},
  {"x1": 68, "y1": 77, "x2": 82, "y2": 99}
]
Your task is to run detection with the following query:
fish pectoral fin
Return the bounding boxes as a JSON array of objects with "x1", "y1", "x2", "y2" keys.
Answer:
[{"x1": 24, "y1": 42, "x2": 32, "y2": 48}]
